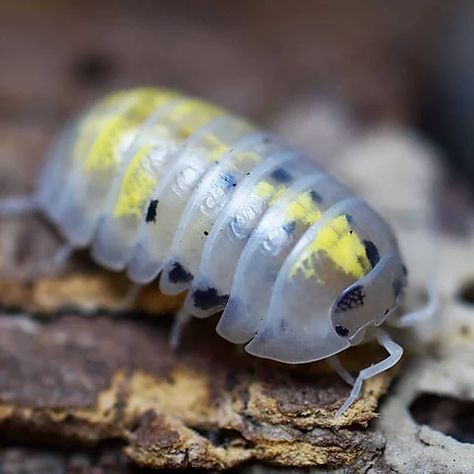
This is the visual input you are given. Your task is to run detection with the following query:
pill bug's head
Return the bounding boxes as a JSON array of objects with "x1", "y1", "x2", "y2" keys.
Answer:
[
  {"x1": 245, "y1": 202, "x2": 407, "y2": 364},
  {"x1": 330, "y1": 252, "x2": 407, "y2": 343}
]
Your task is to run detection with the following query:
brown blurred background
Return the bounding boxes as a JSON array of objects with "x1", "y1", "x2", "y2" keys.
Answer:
[
  {"x1": 0, "y1": 1, "x2": 445, "y2": 111},
  {"x1": 0, "y1": 0, "x2": 456, "y2": 117},
  {"x1": 0, "y1": 1, "x2": 470, "y2": 149},
  {"x1": 1, "y1": 0, "x2": 472, "y2": 230}
]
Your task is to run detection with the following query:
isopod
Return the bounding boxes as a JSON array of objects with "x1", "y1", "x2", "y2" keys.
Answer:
[{"x1": 0, "y1": 87, "x2": 428, "y2": 416}]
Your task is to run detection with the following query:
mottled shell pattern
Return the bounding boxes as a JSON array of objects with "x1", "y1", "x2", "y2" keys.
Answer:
[{"x1": 37, "y1": 87, "x2": 407, "y2": 364}]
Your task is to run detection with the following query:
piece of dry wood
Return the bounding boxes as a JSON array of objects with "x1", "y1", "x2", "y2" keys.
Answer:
[
  {"x1": 0, "y1": 271, "x2": 184, "y2": 316},
  {"x1": 0, "y1": 314, "x2": 391, "y2": 470}
]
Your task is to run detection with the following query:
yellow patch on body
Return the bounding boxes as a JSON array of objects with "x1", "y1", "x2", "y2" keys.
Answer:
[
  {"x1": 204, "y1": 136, "x2": 232, "y2": 162},
  {"x1": 166, "y1": 99, "x2": 223, "y2": 140},
  {"x1": 290, "y1": 215, "x2": 371, "y2": 281},
  {"x1": 82, "y1": 89, "x2": 178, "y2": 172},
  {"x1": 113, "y1": 145, "x2": 158, "y2": 219},
  {"x1": 233, "y1": 150, "x2": 263, "y2": 168},
  {"x1": 285, "y1": 191, "x2": 321, "y2": 226},
  {"x1": 254, "y1": 181, "x2": 287, "y2": 204},
  {"x1": 76, "y1": 90, "x2": 229, "y2": 220}
]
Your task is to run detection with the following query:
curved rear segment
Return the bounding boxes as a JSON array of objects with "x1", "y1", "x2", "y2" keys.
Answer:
[{"x1": 37, "y1": 88, "x2": 181, "y2": 248}]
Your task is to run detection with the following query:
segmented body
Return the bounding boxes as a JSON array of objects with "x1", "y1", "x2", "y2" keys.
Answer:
[{"x1": 37, "y1": 87, "x2": 406, "y2": 364}]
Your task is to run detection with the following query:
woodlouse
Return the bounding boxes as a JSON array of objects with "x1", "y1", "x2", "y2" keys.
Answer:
[{"x1": 1, "y1": 87, "x2": 426, "y2": 416}]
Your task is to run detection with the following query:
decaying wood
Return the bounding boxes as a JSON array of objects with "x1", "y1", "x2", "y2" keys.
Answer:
[
  {"x1": 0, "y1": 270, "x2": 184, "y2": 316},
  {"x1": 0, "y1": 312, "x2": 391, "y2": 470}
]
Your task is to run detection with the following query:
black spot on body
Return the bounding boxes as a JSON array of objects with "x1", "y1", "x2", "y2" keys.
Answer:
[
  {"x1": 364, "y1": 240, "x2": 380, "y2": 268},
  {"x1": 168, "y1": 262, "x2": 193, "y2": 284},
  {"x1": 145, "y1": 200, "x2": 159, "y2": 223},
  {"x1": 270, "y1": 167, "x2": 292, "y2": 182},
  {"x1": 335, "y1": 325, "x2": 349, "y2": 337},
  {"x1": 335, "y1": 285, "x2": 365, "y2": 313},
  {"x1": 309, "y1": 189, "x2": 323, "y2": 203},
  {"x1": 193, "y1": 287, "x2": 229, "y2": 310},
  {"x1": 402, "y1": 264, "x2": 408, "y2": 276},
  {"x1": 282, "y1": 221, "x2": 296, "y2": 234},
  {"x1": 203, "y1": 230, "x2": 209, "y2": 236},
  {"x1": 220, "y1": 174, "x2": 237, "y2": 190}
]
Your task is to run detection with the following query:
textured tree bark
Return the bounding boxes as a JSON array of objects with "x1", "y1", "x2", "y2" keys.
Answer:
[{"x1": 0, "y1": 295, "x2": 391, "y2": 469}]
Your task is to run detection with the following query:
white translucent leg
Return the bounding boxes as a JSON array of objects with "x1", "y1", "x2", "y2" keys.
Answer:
[
  {"x1": 29, "y1": 242, "x2": 76, "y2": 279},
  {"x1": 327, "y1": 356, "x2": 355, "y2": 386},
  {"x1": 392, "y1": 281, "x2": 439, "y2": 328},
  {"x1": 51, "y1": 243, "x2": 75, "y2": 268},
  {"x1": 0, "y1": 195, "x2": 38, "y2": 216},
  {"x1": 119, "y1": 284, "x2": 142, "y2": 309},
  {"x1": 336, "y1": 329, "x2": 403, "y2": 417},
  {"x1": 169, "y1": 308, "x2": 192, "y2": 350}
]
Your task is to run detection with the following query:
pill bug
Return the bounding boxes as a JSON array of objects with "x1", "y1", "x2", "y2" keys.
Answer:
[{"x1": 0, "y1": 87, "x2": 413, "y2": 416}]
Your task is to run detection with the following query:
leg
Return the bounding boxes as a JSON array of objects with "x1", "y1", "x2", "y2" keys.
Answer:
[
  {"x1": 169, "y1": 308, "x2": 192, "y2": 351},
  {"x1": 327, "y1": 355, "x2": 355, "y2": 386},
  {"x1": 119, "y1": 283, "x2": 142, "y2": 308},
  {"x1": 0, "y1": 195, "x2": 75, "y2": 279},
  {"x1": 0, "y1": 195, "x2": 38, "y2": 216},
  {"x1": 336, "y1": 329, "x2": 403, "y2": 417},
  {"x1": 32, "y1": 242, "x2": 76, "y2": 278},
  {"x1": 52, "y1": 243, "x2": 75, "y2": 268},
  {"x1": 392, "y1": 280, "x2": 439, "y2": 328}
]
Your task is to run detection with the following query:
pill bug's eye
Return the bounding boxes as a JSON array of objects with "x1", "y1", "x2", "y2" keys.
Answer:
[{"x1": 334, "y1": 285, "x2": 366, "y2": 314}]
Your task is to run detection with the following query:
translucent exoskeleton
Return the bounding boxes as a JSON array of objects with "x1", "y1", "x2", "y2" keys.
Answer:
[{"x1": 0, "y1": 87, "x2": 425, "y2": 417}]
